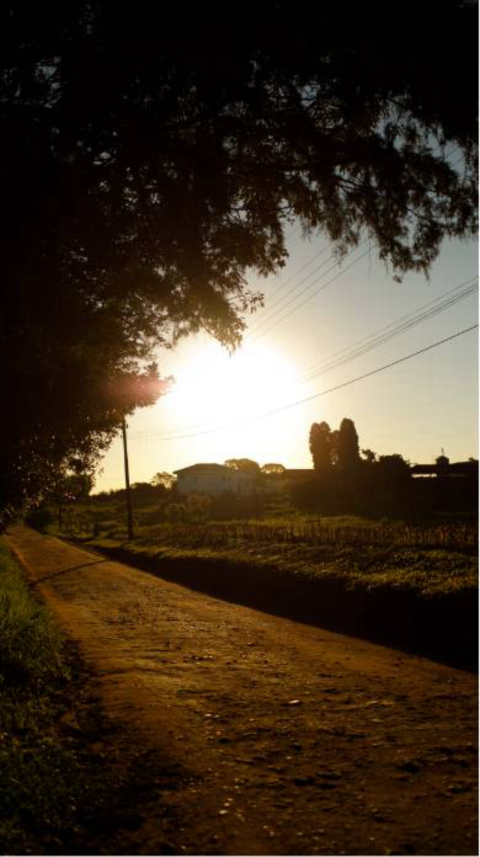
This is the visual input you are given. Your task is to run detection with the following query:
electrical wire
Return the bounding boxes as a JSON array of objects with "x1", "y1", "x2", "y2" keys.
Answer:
[
  {"x1": 130, "y1": 275, "x2": 477, "y2": 440},
  {"x1": 129, "y1": 324, "x2": 478, "y2": 442},
  {"x1": 247, "y1": 243, "x2": 332, "y2": 331},
  {"x1": 248, "y1": 244, "x2": 371, "y2": 342},
  {"x1": 298, "y1": 277, "x2": 478, "y2": 382}
]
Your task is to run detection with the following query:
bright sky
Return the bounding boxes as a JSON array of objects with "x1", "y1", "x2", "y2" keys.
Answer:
[{"x1": 94, "y1": 225, "x2": 478, "y2": 492}]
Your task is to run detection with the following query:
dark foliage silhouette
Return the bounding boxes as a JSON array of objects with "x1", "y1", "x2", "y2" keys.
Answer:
[
  {"x1": 337, "y1": 419, "x2": 361, "y2": 471},
  {"x1": 309, "y1": 422, "x2": 333, "y2": 473}
]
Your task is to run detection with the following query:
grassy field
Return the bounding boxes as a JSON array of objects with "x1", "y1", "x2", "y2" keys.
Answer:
[
  {"x1": 0, "y1": 540, "x2": 172, "y2": 854},
  {"x1": 54, "y1": 503, "x2": 478, "y2": 598}
]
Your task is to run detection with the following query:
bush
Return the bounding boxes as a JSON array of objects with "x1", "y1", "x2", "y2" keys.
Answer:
[
  {"x1": 164, "y1": 503, "x2": 187, "y2": 522},
  {"x1": 186, "y1": 494, "x2": 211, "y2": 520},
  {"x1": 136, "y1": 505, "x2": 167, "y2": 527},
  {"x1": 209, "y1": 491, "x2": 265, "y2": 520},
  {"x1": 24, "y1": 506, "x2": 55, "y2": 531}
]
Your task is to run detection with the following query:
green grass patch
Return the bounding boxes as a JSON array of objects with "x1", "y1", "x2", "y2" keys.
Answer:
[
  {"x1": 56, "y1": 514, "x2": 478, "y2": 599},
  {"x1": 0, "y1": 540, "x2": 165, "y2": 854}
]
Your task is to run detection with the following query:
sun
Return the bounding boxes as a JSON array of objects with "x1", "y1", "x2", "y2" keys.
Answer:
[{"x1": 167, "y1": 340, "x2": 299, "y2": 433}]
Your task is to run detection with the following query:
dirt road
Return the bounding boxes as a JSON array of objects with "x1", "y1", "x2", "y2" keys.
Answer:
[{"x1": 7, "y1": 526, "x2": 477, "y2": 855}]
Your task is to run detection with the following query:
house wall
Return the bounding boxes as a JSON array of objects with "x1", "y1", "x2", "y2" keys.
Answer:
[{"x1": 176, "y1": 470, "x2": 259, "y2": 496}]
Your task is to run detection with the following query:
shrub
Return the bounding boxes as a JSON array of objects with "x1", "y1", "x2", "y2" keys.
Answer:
[
  {"x1": 24, "y1": 506, "x2": 55, "y2": 531},
  {"x1": 186, "y1": 494, "x2": 211, "y2": 520},
  {"x1": 164, "y1": 503, "x2": 187, "y2": 522}
]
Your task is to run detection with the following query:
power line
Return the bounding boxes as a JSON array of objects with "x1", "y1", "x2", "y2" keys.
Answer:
[
  {"x1": 131, "y1": 276, "x2": 477, "y2": 440},
  {"x1": 248, "y1": 245, "x2": 371, "y2": 342},
  {"x1": 248, "y1": 243, "x2": 332, "y2": 331},
  {"x1": 299, "y1": 277, "x2": 478, "y2": 383},
  {"x1": 129, "y1": 324, "x2": 477, "y2": 442}
]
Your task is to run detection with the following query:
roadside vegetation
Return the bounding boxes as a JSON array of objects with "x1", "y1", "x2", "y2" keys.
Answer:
[
  {"x1": 29, "y1": 465, "x2": 477, "y2": 669},
  {"x1": 0, "y1": 540, "x2": 166, "y2": 854},
  {"x1": 42, "y1": 491, "x2": 478, "y2": 600}
]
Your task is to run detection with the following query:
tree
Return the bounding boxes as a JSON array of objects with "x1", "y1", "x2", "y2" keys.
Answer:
[
  {"x1": 362, "y1": 449, "x2": 377, "y2": 465},
  {"x1": 1, "y1": 1, "x2": 477, "y2": 514},
  {"x1": 151, "y1": 472, "x2": 177, "y2": 491},
  {"x1": 49, "y1": 471, "x2": 93, "y2": 528},
  {"x1": 224, "y1": 459, "x2": 261, "y2": 475},
  {"x1": 376, "y1": 454, "x2": 412, "y2": 489},
  {"x1": 261, "y1": 464, "x2": 286, "y2": 475},
  {"x1": 337, "y1": 419, "x2": 361, "y2": 471},
  {"x1": 0, "y1": 358, "x2": 171, "y2": 517},
  {"x1": 309, "y1": 422, "x2": 332, "y2": 473}
]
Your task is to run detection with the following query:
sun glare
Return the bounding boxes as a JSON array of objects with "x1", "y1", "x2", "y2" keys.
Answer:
[{"x1": 167, "y1": 341, "x2": 299, "y2": 434}]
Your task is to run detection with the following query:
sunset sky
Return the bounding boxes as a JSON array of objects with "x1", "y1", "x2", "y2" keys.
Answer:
[{"x1": 95, "y1": 226, "x2": 478, "y2": 492}]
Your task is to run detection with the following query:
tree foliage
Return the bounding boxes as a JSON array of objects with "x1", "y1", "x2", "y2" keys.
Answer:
[
  {"x1": 151, "y1": 472, "x2": 177, "y2": 491},
  {"x1": 1, "y1": 0, "x2": 477, "y2": 513},
  {"x1": 309, "y1": 422, "x2": 333, "y2": 473},
  {"x1": 261, "y1": 463, "x2": 286, "y2": 475},
  {"x1": 224, "y1": 459, "x2": 261, "y2": 475},
  {"x1": 337, "y1": 419, "x2": 361, "y2": 471}
]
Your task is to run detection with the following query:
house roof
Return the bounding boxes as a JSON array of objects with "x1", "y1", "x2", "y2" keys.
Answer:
[
  {"x1": 411, "y1": 461, "x2": 478, "y2": 476},
  {"x1": 174, "y1": 463, "x2": 258, "y2": 479}
]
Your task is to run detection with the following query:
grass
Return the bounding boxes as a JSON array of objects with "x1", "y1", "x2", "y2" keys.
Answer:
[
  {"x1": 0, "y1": 540, "x2": 167, "y2": 854},
  {"x1": 54, "y1": 507, "x2": 478, "y2": 598}
]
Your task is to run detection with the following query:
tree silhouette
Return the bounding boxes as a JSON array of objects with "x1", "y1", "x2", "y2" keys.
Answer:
[
  {"x1": 224, "y1": 459, "x2": 261, "y2": 475},
  {"x1": 261, "y1": 464, "x2": 286, "y2": 475},
  {"x1": 151, "y1": 473, "x2": 177, "y2": 491},
  {"x1": 337, "y1": 419, "x2": 361, "y2": 471},
  {"x1": 309, "y1": 422, "x2": 333, "y2": 473},
  {"x1": 376, "y1": 455, "x2": 412, "y2": 490},
  {"x1": 1, "y1": 0, "x2": 477, "y2": 514}
]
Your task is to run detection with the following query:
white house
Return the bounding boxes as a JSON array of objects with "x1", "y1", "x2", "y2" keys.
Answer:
[{"x1": 174, "y1": 463, "x2": 260, "y2": 496}]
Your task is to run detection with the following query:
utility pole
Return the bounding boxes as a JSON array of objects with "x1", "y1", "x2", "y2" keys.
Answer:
[{"x1": 121, "y1": 415, "x2": 134, "y2": 540}]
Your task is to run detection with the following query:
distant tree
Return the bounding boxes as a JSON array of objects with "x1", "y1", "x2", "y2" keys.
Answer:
[
  {"x1": 224, "y1": 459, "x2": 261, "y2": 475},
  {"x1": 48, "y1": 471, "x2": 93, "y2": 528},
  {"x1": 1, "y1": 360, "x2": 171, "y2": 516},
  {"x1": 309, "y1": 422, "x2": 332, "y2": 473},
  {"x1": 261, "y1": 464, "x2": 286, "y2": 475},
  {"x1": 129, "y1": 482, "x2": 163, "y2": 505},
  {"x1": 337, "y1": 419, "x2": 361, "y2": 471},
  {"x1": 362, "y1": 449, "x2": 377, "y2": 465},
  {"x1": 376, "y1": 454, "x2": 411, "y2": 488},
  {"x1": 151, "y1": 472, "x2": 177, "y2": 491}
]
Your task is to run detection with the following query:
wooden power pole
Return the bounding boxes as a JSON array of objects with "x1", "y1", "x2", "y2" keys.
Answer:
[{"x1": 121, "y1": 415, "x2": 134, "y2": 540}]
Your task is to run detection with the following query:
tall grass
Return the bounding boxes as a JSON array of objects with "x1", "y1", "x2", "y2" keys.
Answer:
[
  {"x1": 59, "y1": 506, "x2": 478, "y2": 551},
  {"x1": 0, "y1": 541, "x2": 141, "y2": 854},
  {"x1": 0, "y1": 543, "x2": 63, "y2": 684},
  {"x1": 143, "y1": 518, "x2": 477, "y2": 550}
]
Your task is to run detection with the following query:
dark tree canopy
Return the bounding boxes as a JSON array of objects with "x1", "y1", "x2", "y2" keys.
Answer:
[
  {"x1": 337, "y1": 418, "x2": 361, "y2": 471},
  {"x1": 309, "y1": 422, "x2": 333, "y2": 473},
  {"x1": 1, "y1": 0, "x2": 477, "y2": 515}
]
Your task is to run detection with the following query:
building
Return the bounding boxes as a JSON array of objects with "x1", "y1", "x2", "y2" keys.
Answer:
[
  {"x1": 410, "y1": 458, "x2": 479, "y2": 479},
  {"x1": 174, "y1": 463, "x2": 260, "y2": 496}
]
